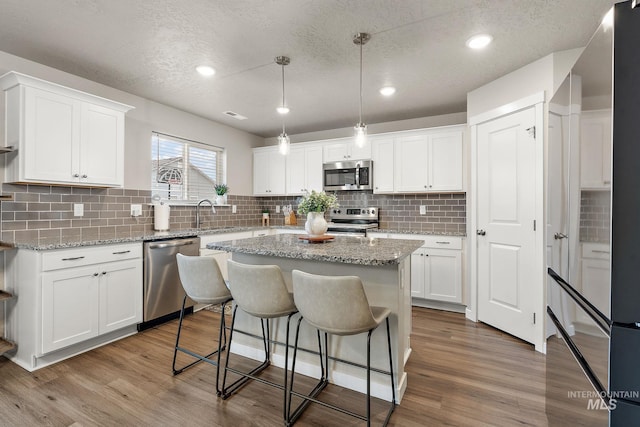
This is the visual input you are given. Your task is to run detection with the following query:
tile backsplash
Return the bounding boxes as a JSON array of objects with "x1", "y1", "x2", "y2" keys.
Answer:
[
  {"x1": 580, "y1": 190, "x2": 610, "y2": 243},
  {"x1": 0, "y1": 184, "x2": 467, "y2": 244}
]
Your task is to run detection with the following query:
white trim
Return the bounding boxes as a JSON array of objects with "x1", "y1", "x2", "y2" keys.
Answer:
[
  {"x1": 534, "y1": 100, "x2": 546, "y2": 354},
  {"x1": 469, "y1": 92, "x2": 545, "y2": 126},
  {"x1": 467, "y1": 124, "x2": 478, "y2": 322}
]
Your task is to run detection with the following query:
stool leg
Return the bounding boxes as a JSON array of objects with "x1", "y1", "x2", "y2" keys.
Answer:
[
  {"x1": 172, "y1": 296, "x2": 188, "y2": 375},
  {"x1": 384, "y1": 317, "x2": 396, "y2": 425},
  {"x1": 367, "y1": 329, "x2": 373, "y2": 427},
  {"x1": 215, "y1": 300, "x2": 229, "y2": 396}
]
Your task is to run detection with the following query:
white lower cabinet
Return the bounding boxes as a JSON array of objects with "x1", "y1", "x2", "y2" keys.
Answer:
[
  {"x1": 5, "y1": 243, "x2": 142, "y2": 371},
  {"x1": 387, "y1": 233, "x2": 463, "y2": 309}
]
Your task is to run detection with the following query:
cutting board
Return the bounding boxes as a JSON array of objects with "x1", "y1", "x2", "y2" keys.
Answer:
[{"x1": 298, "y1": 235, "x2": 335, "y2": 243}]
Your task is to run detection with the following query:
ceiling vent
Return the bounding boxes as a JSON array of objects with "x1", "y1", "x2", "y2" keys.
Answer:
[{"x1": 223, "y1": 111, "x2": 248, "y2": 120}]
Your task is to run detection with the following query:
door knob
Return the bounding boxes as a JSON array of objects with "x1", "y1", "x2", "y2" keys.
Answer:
[
  {"x1": 477, "y1": 229, "x2": 486, "y2": 236},
  {"x1": 554, "y1": 232, "x2": 568, "y2": 240}
]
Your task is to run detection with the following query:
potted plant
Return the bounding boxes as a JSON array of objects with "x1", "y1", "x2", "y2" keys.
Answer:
[
  {"x1": 297, "y1": 190, "x2": 339, "y2": 236},
  {"x1": 262, "y1": 208, "x2": 270, "y2": 219},
  {"x1": 214, "y1": 183, "x2": 229, "y2": 205}
]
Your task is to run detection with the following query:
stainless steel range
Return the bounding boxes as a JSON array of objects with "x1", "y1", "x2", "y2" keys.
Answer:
[{"x1": 327, "y1": 207, "x2": 379, "y2": 236}]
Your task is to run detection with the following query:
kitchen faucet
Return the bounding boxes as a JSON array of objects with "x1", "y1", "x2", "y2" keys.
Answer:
[{"x1": 196, "y1": 199, "x2": 215, "y2": 229}]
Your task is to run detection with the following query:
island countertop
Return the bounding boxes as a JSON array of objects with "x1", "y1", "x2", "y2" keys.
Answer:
[{"x1": 206, "y1": 233, "x2": 423, "y2": 266}]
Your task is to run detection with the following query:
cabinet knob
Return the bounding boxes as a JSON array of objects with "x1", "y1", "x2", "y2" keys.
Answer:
[
  {"x1": 424, "y1": 185, "x2": 427, "y2": 188},
  {"x1": 82, "y1": 174, "x2": 88, "y2": 179},
  {"x1": 73, "y1": 173, "x2": 80, "y2": 178},
  {"x1": 101, "y1": 271, "x2": 107, "y2": 275},
  {"x1": 477, "y1": 229, "x2": 486, "y2": 236},
  {"x1": 93, "y1": 272, "x2": 99, "y2": 277}
]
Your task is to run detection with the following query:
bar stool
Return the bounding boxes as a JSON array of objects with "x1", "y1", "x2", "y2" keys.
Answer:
[
  {"x1": 222, "y1": 260, "x2": 325, "y2": 424},
  {"x1": 172, "y1": 254, "x2": 232, "y2": 395},
  {"x1": 289, "y1": 270, "x2": 396, "y2": 426}
]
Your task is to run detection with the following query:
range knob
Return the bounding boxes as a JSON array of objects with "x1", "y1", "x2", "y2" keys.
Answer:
[{"x1": 361, "y1": 209, "x2": 366, "y2": 214}]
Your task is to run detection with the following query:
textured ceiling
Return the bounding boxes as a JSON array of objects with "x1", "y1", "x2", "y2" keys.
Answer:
[{"x1": 0, "y1": 0, "x2": 617, "y2": 138}]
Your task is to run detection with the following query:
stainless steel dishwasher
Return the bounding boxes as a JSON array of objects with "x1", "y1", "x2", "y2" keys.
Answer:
[{"x1": 139, "y1": 236, "x2": 200, "y2": 330}]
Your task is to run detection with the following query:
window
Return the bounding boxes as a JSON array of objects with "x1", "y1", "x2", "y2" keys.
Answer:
[{"x1": 151, "y1": 132, "x2": 225, "y2": 202}]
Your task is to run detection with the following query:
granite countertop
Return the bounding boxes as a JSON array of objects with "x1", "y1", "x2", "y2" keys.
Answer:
[
  {"x1": 2, "y1": 226, "x2": 273, "y2": 251},
  {"x1": 372, "y1": 229, "x2": 466, "y2": 237},
  {"x1": 2, "y1": 224, "x2": 462, "y2": 251},
  {"x1": 206, "y1": 233, "x2": 424, "y2": 266}
]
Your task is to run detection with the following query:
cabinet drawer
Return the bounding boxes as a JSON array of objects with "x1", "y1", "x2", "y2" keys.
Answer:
[
  {"x1": 582, "y1": 243, "x2": 611, "y2": 260},
  {"x1": 386, "y1": 233, "x2": 462, "y2": 250},
  {"x1": 41, "y1": 243, "x2": 142, "y2": 271}
]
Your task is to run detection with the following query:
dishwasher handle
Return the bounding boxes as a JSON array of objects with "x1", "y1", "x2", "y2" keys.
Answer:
[{"x1": 147, "y1": 240, "x2": 197, "y2": 250}]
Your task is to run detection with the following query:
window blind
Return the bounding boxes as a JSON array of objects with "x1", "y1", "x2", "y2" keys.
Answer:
[{"x1": 151, "y1": 132, "x2": 225, "y2": 202}]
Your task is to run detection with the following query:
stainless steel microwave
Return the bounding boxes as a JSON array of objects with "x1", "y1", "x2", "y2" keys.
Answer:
[{"x1": 323, "y1": 160, "x2": 373, "y2": 191}]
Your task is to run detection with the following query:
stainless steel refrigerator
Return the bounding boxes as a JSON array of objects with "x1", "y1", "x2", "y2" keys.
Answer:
[{"x1": 546, "y1": 2, "x2": 640, "y2": 425}]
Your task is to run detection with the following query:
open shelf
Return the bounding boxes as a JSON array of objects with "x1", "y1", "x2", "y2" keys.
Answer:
[
  {"x1": 0, "y1": 338, "x2": 16, "y2": 354},
  {"x1": 0, "y1": 290, "x2": 13, "y2": 302}
]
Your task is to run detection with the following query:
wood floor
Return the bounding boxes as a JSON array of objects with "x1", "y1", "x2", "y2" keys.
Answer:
[{"x1": 0, "y1": 308, "x2": 548, "y2": 426}]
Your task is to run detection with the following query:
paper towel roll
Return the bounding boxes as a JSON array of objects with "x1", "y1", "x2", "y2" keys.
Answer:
[{"x1": 154, "y1": 203, "x2": 170, "y2": 231}]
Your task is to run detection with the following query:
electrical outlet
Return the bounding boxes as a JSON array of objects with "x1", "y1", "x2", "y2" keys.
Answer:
[
  {"x1": 130, "y1": 204, "x2": 142, "y2": 217},
  {"x1": 276, "y1": 205, "x2": 280, "y2": 213},
  {"x1": 74, "y1": 203, "x2": 84, "y2": 217},
  {"x1": 232, "y1": 205, "x2": 237, "y2": 214},
  {"x1": 419, "y1": 205, "x2": 426, "y2": 215}
]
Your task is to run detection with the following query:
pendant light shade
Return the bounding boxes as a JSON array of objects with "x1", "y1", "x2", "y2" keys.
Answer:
[
  {"x1": 275, "y1": 56, "x2": 291, "y2": 155},
  {"x1": 353, "y1": 32, "x2": 370, "y2": 148}
]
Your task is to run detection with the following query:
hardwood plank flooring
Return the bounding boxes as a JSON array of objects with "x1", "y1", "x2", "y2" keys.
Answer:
[{"x1": 0, "y1": 308, "x2": 548, "y2": 426}]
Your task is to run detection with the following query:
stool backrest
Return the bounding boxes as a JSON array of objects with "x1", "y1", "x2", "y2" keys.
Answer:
[
  {"x1": 292, "y1": 270, "x2": 377, "y2": 335},
  {"x1": 227, "y1": 260, "x2": 296, "y2": 318},
  {"x1": 176, "y1": 254, "x2": 231, "y2": 303}
]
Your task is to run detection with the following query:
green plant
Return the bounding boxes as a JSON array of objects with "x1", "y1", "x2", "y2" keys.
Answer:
[
  {"x1": 297, "y1": 190, "x2": 339, "y2": 215},
  {"x1": 214, "y1": 183, "x2": 229, "y2": 195},
  {"x1": 262, "y1": 208, "x2": 269, "y2": 214}
]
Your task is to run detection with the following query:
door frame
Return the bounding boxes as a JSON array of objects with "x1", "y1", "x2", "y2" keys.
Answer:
[{"x1": 468, "y1": 92, "x2": 546, "y2": 353}]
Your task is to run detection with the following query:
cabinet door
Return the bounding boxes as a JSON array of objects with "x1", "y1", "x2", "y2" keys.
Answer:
[
  {"x1": 350, "y1": 141, "x2": 372, "y2": 161},
  {"x1": 267, "y1": 149, "x2": 286, "y2": 195},
  {"x1": 580, "y1": 258, "x2": 611, "y2": 320},
  {"x1": 23, "y1": 87, "x2": 79, "y2": 184},
  {"x1": 286, "y1": 146, "x2": 306, "y2": 195},
  {"x1": 429, "y1": 132, "x2": 463, "y2": 191},
  {"x1": 80, "y1": 103, "x2": 124, "y2": 186},
  {"x1": 410, "y1": 250, "x2": 425, "y2": 298},
  {"x1": 372, "y1": 138, "x2": 395, "y2": 193},
  {"x1": 42, "y1": 266, "x2": 99, "y2": 354},
  {"x1": 323, "y1": 142, "x2": 351, "y2": 162},
  {"x1": 395, "y1": 134, "x2": 428, "y2": 192},
  {"x1": 580, "y1": 111, "x2": 612, "y2": 189},
  {"x1": 305, "y1": 145, "x2": 324, "y2": 193},
  {"x1": 424, "y1": 249, "x2": 462, "y2": 303},
  {"x1": 99, "y1": 259, "x2": 142, "y2": 334},
  {"x1": 253, "y1": 150, "x2": 270, "y2": 195}
]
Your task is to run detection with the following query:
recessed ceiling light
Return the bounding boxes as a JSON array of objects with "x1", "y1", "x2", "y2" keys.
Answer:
[
  {"x1": 601, "y1": 8, "x2": 613, "y2": 28},
  {"x1": 466, "y1": 34, "x2": 493, "y2": 50},
  {"x1": 196, "y1": 65, "x2": 216, "y2": 77},
  {"x1": 379, "y1": 86, "x2": 396, "y2": 96}
]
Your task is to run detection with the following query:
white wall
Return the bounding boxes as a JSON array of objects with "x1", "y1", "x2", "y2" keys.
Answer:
[
  {"x1": 262, "y1": 112, "x2": 467, "y2": 145},
  {"x1": 0, "y1": 50, "x2": 262, "y2": 195}
]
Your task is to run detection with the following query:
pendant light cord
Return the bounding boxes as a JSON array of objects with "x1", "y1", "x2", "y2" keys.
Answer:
[
  {"x1": 359, "y1": 36, "x2": 363, "y2": 124},
  {"x1": 282, "y1": 63, "x2": 286, "y2": 134}
]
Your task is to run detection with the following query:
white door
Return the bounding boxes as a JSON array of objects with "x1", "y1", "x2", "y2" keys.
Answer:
[
  {"x1": 429, "y1": 131, "x2": 463, "y2": 192},
  {"x1": 24, "y1": 87, "x2": 78, "y2": 183},
  {"x1": 371, "y1": 137, "x2": 395, "y2": 193},
  {"x1": 80, "y1": 102, "x2": 124, "y2": 186},
  {"x1": 477, "y1": 107, "x2": 537, "y2": 344},
  {"x1": 99, "y1": 259, "x2": 142, "y2": 334}
]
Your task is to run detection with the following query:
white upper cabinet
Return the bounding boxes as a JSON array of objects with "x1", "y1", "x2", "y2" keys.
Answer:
[
  {"x1": 0, "y1": 72, "x2": 133, "y2": 187},
  {"x1": 253, "y1": 147, "x2": 286, "y2": 196},
  {"x1": 371, "y1": 137, "x2": 395, "y2": 193},
  {"x1": 580, "y1": 109, "x2": 611, "y2": 189},
  {"x1": 286, "y1": 144, "x2": 323, "y2": 195},
  {"x1": 394, "y1": 127, "x2": 464, "y2": 193},
  {"x1": 323, "y1": 138, "x2": 371, "y2": 162}
]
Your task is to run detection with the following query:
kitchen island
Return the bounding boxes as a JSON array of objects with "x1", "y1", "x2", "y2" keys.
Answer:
[{"x1": 207, "y1": 233, "x2": 423, "y2": 402}]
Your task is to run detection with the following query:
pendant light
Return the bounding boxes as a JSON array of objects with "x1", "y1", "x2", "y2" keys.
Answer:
[
  {"x1": 353, "y1": 32, "x2": 371, "y2": 148},
  {"x1": 275, "y1": 56, "x2": 291, "y2": 155}
]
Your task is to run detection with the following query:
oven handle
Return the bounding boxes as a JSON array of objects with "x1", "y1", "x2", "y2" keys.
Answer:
[{"x1": 355, "y1": 165, "x2": 361, "y2": 189}]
